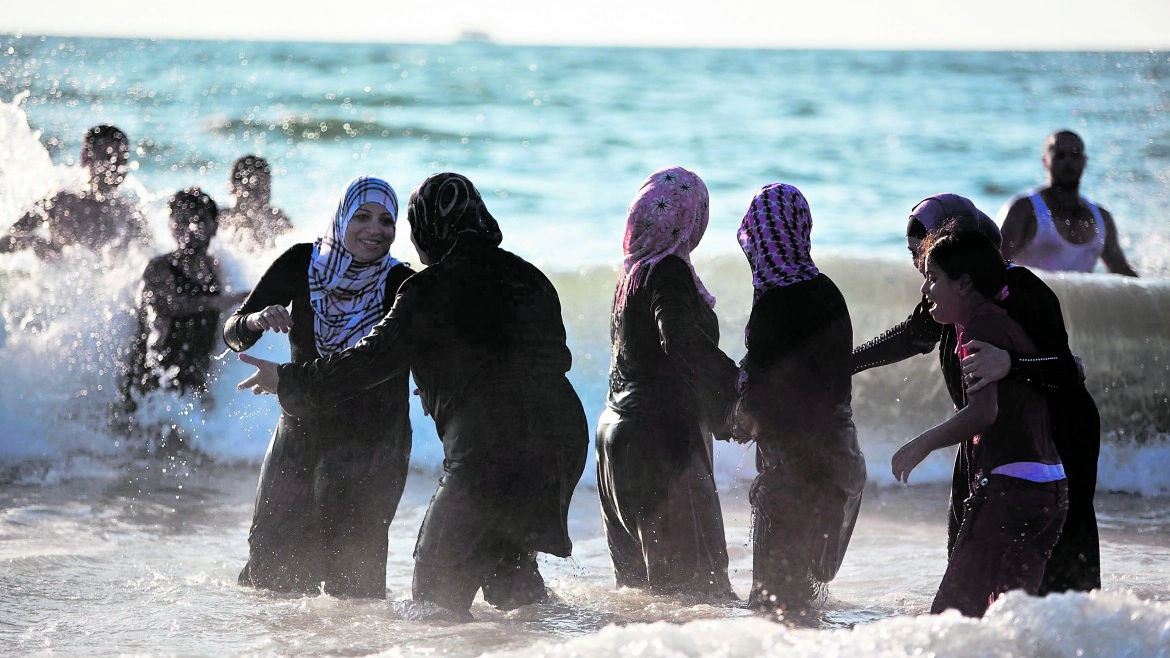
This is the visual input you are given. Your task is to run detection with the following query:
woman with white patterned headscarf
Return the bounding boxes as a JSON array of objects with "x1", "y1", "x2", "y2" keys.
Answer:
[
  {"x1": 225, "y1": 175, "x2": 415, "y2": 599},
  {"x1": 734, "y1": 182, "x2": 866, "y2": 611},
  {"x1": 595, "y1": 166, "x2": 739, "y2": 599},
  {"x1": 236, "y1": 171, "x2": 589, "y2": 620}
]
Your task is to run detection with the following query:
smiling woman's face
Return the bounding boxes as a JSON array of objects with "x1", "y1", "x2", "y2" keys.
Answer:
[{"x1": 343, "y1": 201, "x2": 396, "y2": 262}]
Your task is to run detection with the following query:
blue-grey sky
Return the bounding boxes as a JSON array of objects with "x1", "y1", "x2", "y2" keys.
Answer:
[{"x1": 4, "y1": 0, "x2": 1170, "y2": 49}]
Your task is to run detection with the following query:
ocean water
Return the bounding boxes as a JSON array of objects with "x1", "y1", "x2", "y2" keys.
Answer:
[{"x1": 1, "y1": 36, "x2": 1169, "y2": 656}]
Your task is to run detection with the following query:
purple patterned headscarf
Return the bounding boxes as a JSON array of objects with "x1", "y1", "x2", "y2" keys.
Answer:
[
  {"x1": 737, "y1": 183, "x2": 820, "y2": 302},
  {"x1": 615, "y1": 166, "x2": 714, "y2": 311},
  {"x1": 308, "y1": 175, "x2": 401, "y2": 357}
]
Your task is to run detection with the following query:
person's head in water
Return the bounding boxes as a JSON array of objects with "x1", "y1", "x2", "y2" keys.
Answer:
[
  {"x1": 905, "y1": 193, "x2": 1000, "y2": 262},
  {"x1": 1043, "y1": 129, "x2": 1087, "y2": 191},
  {"x1": 229, "y1": 155, "x2": 273, "y2": 210},
  {"x1": 406, "y1": 172, "x2": 501, "y2": 265},
  {"x1": 916, "y1": 229, "x2": 1008, "y2": 326},
  {"x1": 81, "y1": 125, "x2": 131, "y2": 195},
  {"x1": 169, "y1": 187, "x2": 219, "y2": 256}
]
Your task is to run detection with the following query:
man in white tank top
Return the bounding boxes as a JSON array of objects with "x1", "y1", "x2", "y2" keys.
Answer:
[{"x1": 997, "y1": 130, "x2": 1138, "y2": 276}]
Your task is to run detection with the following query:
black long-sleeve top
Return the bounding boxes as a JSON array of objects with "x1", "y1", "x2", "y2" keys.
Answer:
[
  {"x1": 741, "y1": 274, "x2": 856, "y2": 446},
  {"x1": 604, "y1": 255, "x2": 738, "y2": 436},
  {"x1": 852, "y1": 265, "x2": 1083, "y2": 405},
  {"x1": 223, "y1": 243, "x2": 415, "y2": 442},
  {"x1": 273, "y1": 234, "x2": 587, "y2": 555}
]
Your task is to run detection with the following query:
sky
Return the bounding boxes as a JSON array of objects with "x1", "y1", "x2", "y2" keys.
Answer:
[{"x1": 3, "y1": 0, "x2": 1170, "y2": 50}]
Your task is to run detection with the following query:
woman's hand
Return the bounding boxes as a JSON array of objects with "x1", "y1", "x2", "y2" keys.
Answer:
[
  {"x1": 237, "y1": 353, "x2": 280, "y2": 395},
  {"x1": 891, "y1": 436, "x2": 931, "y2": 484},
  {"x1": 727, "y1": 400, "x2": 759, "y2": 444},
  {"x1": 245, "y1": 304, "x2": 293, "y2": 333},
  {"x1": 960, "y1": 340, "x2": 1010, "y2": 393}
]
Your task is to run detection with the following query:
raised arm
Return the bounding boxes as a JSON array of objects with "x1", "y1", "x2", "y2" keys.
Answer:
[{"x1": 0, "y1": 205, "x2": 50, "y2": 255}]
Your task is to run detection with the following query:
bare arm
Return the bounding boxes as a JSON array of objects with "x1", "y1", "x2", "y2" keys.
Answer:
[
  {"x1": 891, "y1": 380, "x2": 997, "y2": 483},
  {"x1": 1098, "y1": 207, "x2": 1138, "y2": 277},
  {"x1": 998, "y1": 198, "x2": 1036, "y2": 262},
  {"x1": 0, "y1": 207, "x2": 49, "y2": 254}
]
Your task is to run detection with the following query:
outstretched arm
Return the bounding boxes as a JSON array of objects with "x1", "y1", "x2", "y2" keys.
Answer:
[
  {"x1": 0, "y1": 207, "x2": 50, "y2": 255},
  {"x1": 274, "y1": 313, "x2": 411, "y2": 414},
  {"x1": 247, "y1": 283, "x2": 418, "y2": 415},
  {"x1": 961, "y1": 340, "x2": 1083, "y2": 393},
  {"x1": 852, "y1": 298, "x2": 941, "y2": 374}
]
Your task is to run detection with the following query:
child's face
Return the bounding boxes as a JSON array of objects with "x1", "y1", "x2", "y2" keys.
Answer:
[
  {"x1": 84, "y1": 137, "x2": 130, "y2": 191},
  {"x1": 919, "y1": 257, "x2": 967, "y2": 325},
  {"x1": 230, "y1": 169, "x2": 271, "y2": 203},
  {"x1": 172, "y1": 212, "x2": 216, "y2": 253}
]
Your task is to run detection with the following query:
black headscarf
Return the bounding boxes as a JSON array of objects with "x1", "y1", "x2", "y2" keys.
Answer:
[{"x1": 407, "y1": 173, "x2": 502, "y2": 263}]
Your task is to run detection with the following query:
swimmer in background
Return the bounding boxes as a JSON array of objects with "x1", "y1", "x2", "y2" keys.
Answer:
[
  {"x1": 998, "y1": 130, "x2": 1138, "y2": 276},
  {"x1": 218, "y1": 155, "x2": 293, "y2": 251},
  {"x1": 0, "y1": 124, "x2": 152, "y2": 260},
  {"x1": 119, "y1": 187, "x2": 246, "y2": 425}
]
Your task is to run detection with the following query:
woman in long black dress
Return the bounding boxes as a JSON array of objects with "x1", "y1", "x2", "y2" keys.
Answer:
[
  {"x1": 235, "y1": 172, "x2": 589, "y2": 619},
  {"x1": 226, "y1": 175, "x2": 414, "y2": 598},
  {"x1": 734, "y1": 183, "x2": 866, "y2": 610},
  {"x1": 853, "y1": 193, "x2": 1100, "y2": 594},
  {"x1": 595, "y1": 166, "x2": 739, "y2": 598}
]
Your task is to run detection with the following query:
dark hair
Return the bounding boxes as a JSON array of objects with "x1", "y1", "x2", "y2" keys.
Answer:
[
  {"x1": 84, "y1": 124, "x2": 128, "y2": 149},
  {"x1": 230, "y1": 154, "x2": 271, "y2": 185},
  {"x1": 918, "y1": 228, "x2": 1007, "y2": 300},
  {"x1": 1048, "y1": 129, "x2": 1084, "y2": 147},
  {"x1": 169, "y1": 187, "x2": 219, "y2": 225}
]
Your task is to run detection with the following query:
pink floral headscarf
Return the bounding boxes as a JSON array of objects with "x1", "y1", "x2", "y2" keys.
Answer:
[
  {"x1": 615, "y1": 166, "x2": 714, "y2": 311},
  {"x1": 737, "y1": 183, "x2": 820, "y2": 302}
]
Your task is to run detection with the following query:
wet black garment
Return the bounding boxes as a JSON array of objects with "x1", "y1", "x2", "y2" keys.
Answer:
[
  {"x1": 276, "y1": 233, "x2": 588, "y2": 614},
  {"x1": 739, "y1": 275, "x2": 866, "y2": 609},
  {"x1": 852, "y1": 265, "x2": 1101, "y2": 593},
  {"x1": 596, "y1": 255, "x2": 738, "y2": 597},
  {"x1": 123, "y1": 254, "x2": 222, "y2": 400},
  {"x1": 225, "y1": 243, "x2": 414, "y2": 598}
]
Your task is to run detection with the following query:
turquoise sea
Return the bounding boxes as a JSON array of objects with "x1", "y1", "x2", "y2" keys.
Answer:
[{"x1": 1, "y1": 36, "x2": 1169, "y2": 657}]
